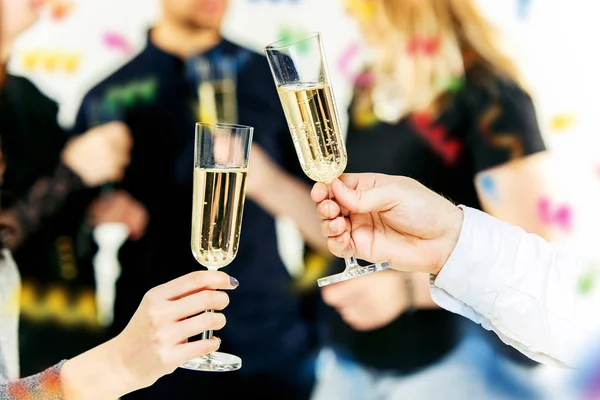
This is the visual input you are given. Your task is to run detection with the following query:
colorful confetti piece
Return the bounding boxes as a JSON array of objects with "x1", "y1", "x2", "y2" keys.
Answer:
[
  {"x1": 407, "y1": 37, "x2": 440, "y2": 56},
  {"x1": 337, "y1": 42, "x2": 360, "y2": 82},
  {"x1": 549, "y1": 113, "x2": 577, "y2": 132},
  {"x1": 578, "y1": 263, "x2": 597, "y2": 295},
  {"x1": 537, "y1": 197, "x2": 573, "y2": 231},
  {"x1": 478, "y1": 174, "x2": 498, "y2": 201},
  {"x1": 277, "y1": 26, "x2": 310, "y2": 53},
  {"x1": 102, "y1": 31, "x2": 134, "y2": 55},
  {"x1": 518, "y1": 0, "x2": 532, "y2": 20},
  {"x1": 19, "y1": 49, "x2": 81, "y2": 73},
  {"x1": 49, "y1": 0, "x2": 76, "y2": 21}
]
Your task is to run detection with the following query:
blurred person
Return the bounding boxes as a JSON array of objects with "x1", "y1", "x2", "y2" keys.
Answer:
[
  {"x1": 0, "y1": 3, "x2": 238, "y2": 398},
  {"x1": 73, "y1": 0, "x2": 326, "y2": 398},
  {"x1": 0, "y1": 0, "x2": 137, "y2": 375},
  {"x1": 312, "y1": 174, "x2": 600, "y2": 370},
  {"x1": 304, "y1": 0, "x2": 553, "y2": 398}
]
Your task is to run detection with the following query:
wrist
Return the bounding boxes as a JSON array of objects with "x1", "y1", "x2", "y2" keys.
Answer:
[
  {"x1": 434, "y1": 205, "x2": 464, "y2": 276},
  {"x1": 61, "y1": 338, "x2": 136, "y2": 399}
]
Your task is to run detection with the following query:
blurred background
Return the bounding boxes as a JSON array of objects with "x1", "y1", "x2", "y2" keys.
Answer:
[{"x1": 5, "y1": 0, "x2": 600, "y2": 398}]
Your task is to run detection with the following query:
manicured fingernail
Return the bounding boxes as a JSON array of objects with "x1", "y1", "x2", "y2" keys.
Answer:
[{"x1": 230, "y1": 276, "x2": 239, "y2": 288}]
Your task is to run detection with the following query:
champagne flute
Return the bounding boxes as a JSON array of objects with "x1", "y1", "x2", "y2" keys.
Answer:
[
  {"x1": 180, "y1": 122, "x2": 253, "y2": 372},
  {"x1": 265, "y1": 33, "x2": 390, "y2": 287},
  {"x1": 194, "y1": 56, "x2": 238, "y2": 124}
]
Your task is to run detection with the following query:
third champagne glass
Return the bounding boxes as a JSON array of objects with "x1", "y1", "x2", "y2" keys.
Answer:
[
  {"x1": 265, "y1": 33, "x2": 390, "y2": 287},
  {"x1": 180, "y1": 122, "x2": 253, "y2": 372}
]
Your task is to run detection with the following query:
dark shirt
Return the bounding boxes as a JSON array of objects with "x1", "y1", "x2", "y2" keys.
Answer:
[
  {"x1": 0, "y1": 75, "x2": 89, "y2": 281},
  {"x1": 73, "y1": 34, "x2": 314, "y2": 377},
  {"x1": 327, "y1": 67, "x2": 546, "y2": 373}
]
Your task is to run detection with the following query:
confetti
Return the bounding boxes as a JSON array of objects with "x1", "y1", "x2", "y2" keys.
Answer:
[
  {"x1": 337, "y1": 42, "x2": 360, "y2": 82},
  {"x1": 344, "y1": 0, "x2": 376, "y2": 22},
  {"x1": 537, "y1": 197, "x2": 573, "y2": 231},
  {"x1": 518, "y1": 0, "x2": 532, "y2": 20},
  {"x1": 578, "y1": 267, "x2": 596, "y2": 295},
  {"x1": 549, "y1": 113, "x2": 577, "y2": 132},
  {"x1": 478, "y1": 174, "x2": 498, "y2": 201},
  {"x1": 102, "y1": 31, "x2": 134, "y2": 55},
  {"x1": 407, "y1": 37, "x2": 440, "y2": 56},
  {"x1": 277, "y1": 26, "x2": 310, "y2": 53},
  {"x1": 49, "y1": 0, "x2": 76, "y2": 21},
  {"x1": 20, "y1": 50, "x2": 81, "y2": 73}
]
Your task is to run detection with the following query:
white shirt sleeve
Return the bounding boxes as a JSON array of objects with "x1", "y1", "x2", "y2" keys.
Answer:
[{"x1": 430, "y1": 206, "x2": 600, "y2": 368}]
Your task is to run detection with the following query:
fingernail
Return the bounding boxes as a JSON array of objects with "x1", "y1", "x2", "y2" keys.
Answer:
[
  {"x1": 214, "y1": 336, "x2": 221, "y2": 344},
  {"x1": 230, "y1": 276, "x2": 239, "y2": 288},
  {"x1": 336, "y1": 236, "x2": 345, "y2": 243}
]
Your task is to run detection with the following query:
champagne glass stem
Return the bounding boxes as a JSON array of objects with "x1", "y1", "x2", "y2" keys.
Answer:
[
  {"x1": 202, "y1": 266, "x2": 218, "y2": 340},
  {"x1": 327, "y1": 182, "x2": 360, "y2": 269},
  {"x1": 201, "y1": 309, "x2": 214, "y2": 340}
]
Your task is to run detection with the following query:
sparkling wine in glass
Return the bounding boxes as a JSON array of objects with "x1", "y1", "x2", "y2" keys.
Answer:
[
  {"x1": 180, "y1": 122, "x2": 253, "y2": 372},
  {"x1": 265, "y1": 33, "x2": 390, "y2": 287},
  {"x1": 194, "y1": 56, "x2": 238, "y2": 124}
]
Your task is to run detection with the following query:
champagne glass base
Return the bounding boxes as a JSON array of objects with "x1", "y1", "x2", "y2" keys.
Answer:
[
  {"x1": 180, "y1": 352, "x2": 242, "y2": 372},
  {"x1": 317, "y1": 261, "x2": 391, "y2": 287}
]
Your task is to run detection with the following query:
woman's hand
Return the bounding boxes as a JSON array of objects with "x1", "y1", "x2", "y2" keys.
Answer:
[{"x1": 61, "y1": 271, "x2": 238, "y2": 400}]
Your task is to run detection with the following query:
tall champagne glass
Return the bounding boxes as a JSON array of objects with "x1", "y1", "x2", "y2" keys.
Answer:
[
  {"x1": 265, "y1": 33, "x2": 390, "y2": 287},
  {"x1": 180, "y1": 122, "x2": 253, "y2": 372},
  {"x1": 194, "y1": 56, "x2": 238, "y2": 124}
]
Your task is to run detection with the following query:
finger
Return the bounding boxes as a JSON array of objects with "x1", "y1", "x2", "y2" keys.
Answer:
[
  {"x1": 311, "y1": 182, "x2": 329, "y2": 203},
  {"x1": 173, "y1": 337, "x2": 221, "y2": 367},
  {"x1": 170, "y1": 290, "x2": 230, "y2": 320},
  {"x1": 320, "y1": 217, "x2": 347, "y2": 238},
  {"x1": 327, "y1": 231, "x2": 351, "y2": 258},
  {"x1": 331, "y1": 178, "x2": 395, "y2": 214},
  {"x1": 321, "y1": 284, "x2": 350, "y2": 307},
  {"x1": 155, "y1": 271, "x2": 239, "y2": 300},
  {"x1": 316, "y1": 200, "x2": 341, "y2": 220},
  {"x1": 172, "y1": 312, "x2": 227, "y2": 343}
]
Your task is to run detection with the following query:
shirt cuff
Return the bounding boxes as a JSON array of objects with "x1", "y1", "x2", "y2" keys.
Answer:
[{"x1": 430, "y1": 206, "x2": 520, "y2": 317}]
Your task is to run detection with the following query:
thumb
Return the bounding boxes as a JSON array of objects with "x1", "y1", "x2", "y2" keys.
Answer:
[{"x1": 331, "y1": 178, "x2": 394, "y2": 214}]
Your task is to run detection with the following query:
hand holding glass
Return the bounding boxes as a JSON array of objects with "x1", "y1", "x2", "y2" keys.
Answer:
[
  {"x1": 265, "y1": 33, "x2": 390, "y2": 287},
  {"x1": 180, "y1": 123, "x2": 252, "y2": 372}
]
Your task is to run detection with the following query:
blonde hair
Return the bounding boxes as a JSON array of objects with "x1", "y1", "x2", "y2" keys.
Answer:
[{"x1": 363, "y1": 0, "x2": 522, "y2": 120}]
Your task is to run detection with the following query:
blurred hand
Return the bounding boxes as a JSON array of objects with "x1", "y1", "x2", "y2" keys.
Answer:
[
  {"x1": 322, "y1": 269, "x2": 410, "y2": 331},
  {"x1": 110, "y1": 271, "x2": 238, "y2": 391},
  {"x1": 89, "y1": 190, "x2": 148, "y2": 240},
  {"x1": 62, "y1": 122, "x2": 132, "y2": 187},
  {"x1": 312, "y1": 173, "x2": 464, "y2": 275},
  {"x1": 246, "y1": 144, "x2": 281, "y2": 199}
]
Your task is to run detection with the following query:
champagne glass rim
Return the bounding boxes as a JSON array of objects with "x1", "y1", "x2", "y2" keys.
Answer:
[
  {"x1": 196, "y1": 122, "x2": 253, "y2": 131},
  {"x1": 265, "y1": 32, "x2": 321, "y2": 50}
]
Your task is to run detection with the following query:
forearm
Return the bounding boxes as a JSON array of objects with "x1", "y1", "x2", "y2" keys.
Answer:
[
  {"x1": 431, "y1": 206, "x2": 598, "y2": 366},
  {"x1": 1, "y1": 163, "x2": 85, "y2": 249},
  {"x1": 60, "y1": 339, "x2": 135, "y2": 400},
  {"x1": 251, "y1": 169, "x2": 328, "y2": 254}
]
